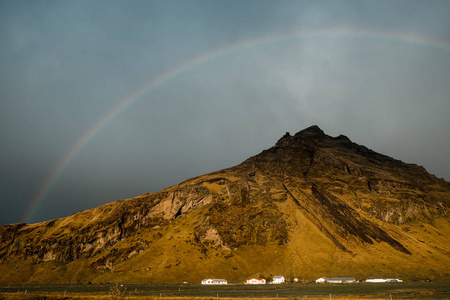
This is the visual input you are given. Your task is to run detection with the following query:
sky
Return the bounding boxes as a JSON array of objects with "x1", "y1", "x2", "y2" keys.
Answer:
[{"x1": 1, "y1": 0, "x2": 449, "y2": 225}]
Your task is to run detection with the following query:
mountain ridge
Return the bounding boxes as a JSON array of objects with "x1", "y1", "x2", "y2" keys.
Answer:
[{"x1": 0, "y1": 125, "x2": 449, "y2": 283}]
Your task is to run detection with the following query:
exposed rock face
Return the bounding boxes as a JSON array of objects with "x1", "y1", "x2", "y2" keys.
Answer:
[{"x1": 0, "y1": 125, "x2": 449, "y2": 283}]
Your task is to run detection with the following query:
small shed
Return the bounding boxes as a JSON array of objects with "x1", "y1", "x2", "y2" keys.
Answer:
[
  {"x1": 246, "y1": 278, "x2": 266, "y2": 285},
  {"x1": 202, "y1": 279, "x2": 228, "y2": 285}
]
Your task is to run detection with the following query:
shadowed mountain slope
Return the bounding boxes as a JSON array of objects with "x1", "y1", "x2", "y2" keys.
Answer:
[{"x1": 0, "y1": 125, "x2": 449, "y2": 283}]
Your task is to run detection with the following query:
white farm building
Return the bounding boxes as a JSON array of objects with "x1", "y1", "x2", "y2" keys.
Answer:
[
  {"x1": 316, "y1": 277, "x2": 356, "y2": 283},
  {"x1": 201, "y1": 279, "x2": 228, "y2": 285},
  {"x1": 366, "y1": 278, "x2": 403, "y2": 283},
  {"x1": 246, "y1": 278, "x2": 266, "y2": 285},
  {"x1": 272, "y1": 276, "x2": 285, "y2": 284}
]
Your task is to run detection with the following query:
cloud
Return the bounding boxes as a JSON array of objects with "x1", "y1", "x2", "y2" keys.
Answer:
[{"x1": 1, "y1": 0, "x2": 449, "y2": 225}]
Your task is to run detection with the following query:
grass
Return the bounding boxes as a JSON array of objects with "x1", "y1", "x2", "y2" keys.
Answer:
[{"x1": 1, "y1": 282, "x2": 449, "y2": 299}]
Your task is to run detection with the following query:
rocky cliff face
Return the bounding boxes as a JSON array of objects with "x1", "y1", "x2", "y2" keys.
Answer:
[{"x1": 0, "y1": 125, "x2": 449, "y2": 283}]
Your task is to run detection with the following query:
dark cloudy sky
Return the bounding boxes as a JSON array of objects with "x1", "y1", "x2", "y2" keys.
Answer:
[{"x1": 1, "y1": 0, "x2": 449, "y2": 225}]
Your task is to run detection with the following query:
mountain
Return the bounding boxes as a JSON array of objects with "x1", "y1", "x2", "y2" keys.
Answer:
[{"x1": 0, "y1": 125, "x2": 449, "y2": 284}]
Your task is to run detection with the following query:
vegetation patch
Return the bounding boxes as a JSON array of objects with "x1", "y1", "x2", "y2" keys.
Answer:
[{"x1": 197, "y1": 199, "x2": 289, "y2": 249}]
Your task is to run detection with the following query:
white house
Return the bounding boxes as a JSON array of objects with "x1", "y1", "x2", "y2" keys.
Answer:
[
  {"x1": 201, "y1": 279, "x2": 228, "y2": 285},
  {"x1": 272, "y1": 276, "x2": 285, "y2": 284},
  {"x1": 316, "y1": 277, "x2": 356, "y2": 283},
  {"x1": 246, "y1": 278, "x2": 266, "y2": 285}
]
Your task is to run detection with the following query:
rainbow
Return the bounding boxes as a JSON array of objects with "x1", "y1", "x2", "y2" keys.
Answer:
[{"x1": 22, "y1": 28, "x2": 450, "y2": 223}]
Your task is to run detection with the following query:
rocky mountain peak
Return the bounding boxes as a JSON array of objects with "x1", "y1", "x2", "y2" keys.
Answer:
[
  {"x1": 294, "y1": 125, "x2": 325, "y2": 138},
  {"x1": 0, "y1": 125, "x2": 448, "y2": 284},
  {"x1": 276, "y1": 125, "x2": 330, "y2": 148}
]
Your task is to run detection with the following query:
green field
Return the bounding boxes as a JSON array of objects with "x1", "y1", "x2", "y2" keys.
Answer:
[{"x1": 1, "y1": 281, "x2": 449, "y2": 299}]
